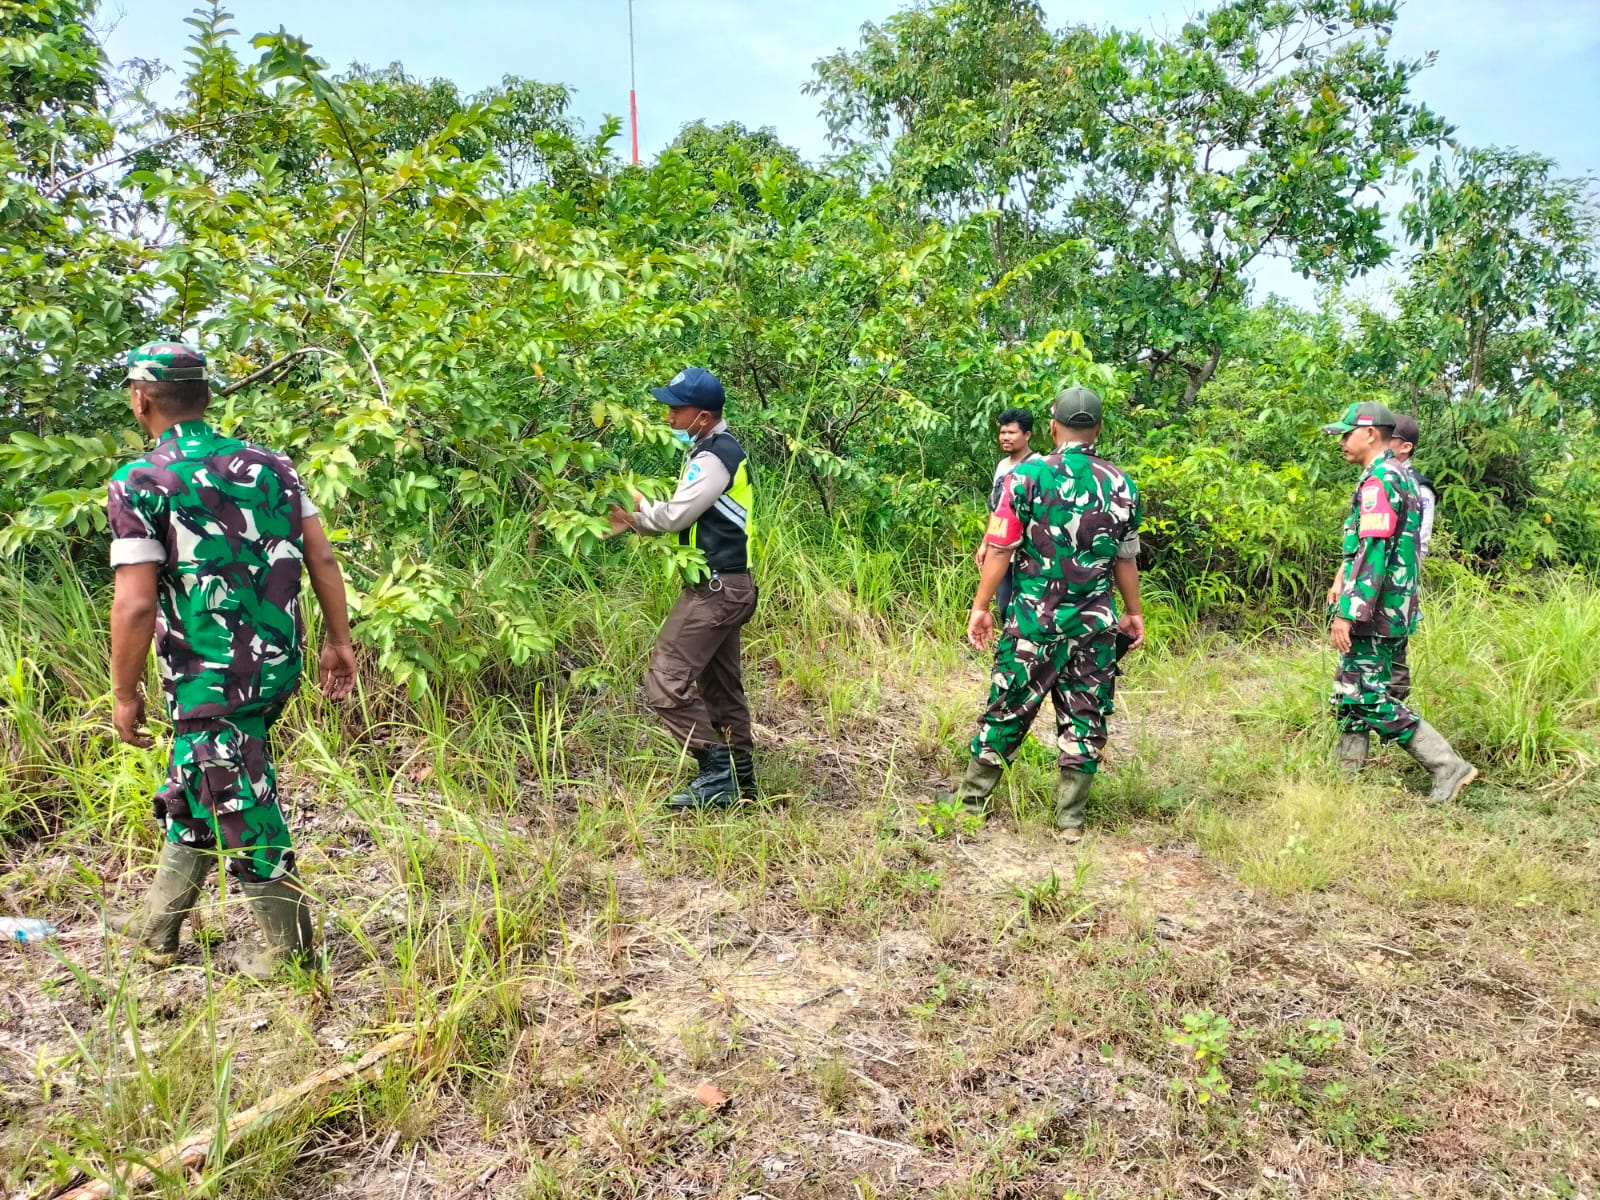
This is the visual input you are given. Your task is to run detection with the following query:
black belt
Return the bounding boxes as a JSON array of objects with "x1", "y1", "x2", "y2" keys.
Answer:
[{"x1": 700, "y1": 569, "x2": 751, "y2": 593}]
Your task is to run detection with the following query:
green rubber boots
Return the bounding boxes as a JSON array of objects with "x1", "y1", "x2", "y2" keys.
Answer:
[
  {"x1": 943, "y1": 758, "x2": 1004, "y2": 817},
  {"x1": 1054, "y1": 768, "x2": 1093, "y2": 842},
  {"x1": 1403, "y1": 721, "x2": 1478, "y2": 804},
  {"x1": 104, "y1": 841, "x2": 214, "y2": 966},
  {"x1": 107, "y1": 842, "x2": 314, "y2": 977},
  {"x1": 228, "y1": 877, "x2": 316, "y2": 979}
]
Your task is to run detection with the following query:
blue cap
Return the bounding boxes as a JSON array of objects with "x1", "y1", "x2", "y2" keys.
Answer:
[{"x1": 650, "y1": 367, "x2": 725, "y2": 412}]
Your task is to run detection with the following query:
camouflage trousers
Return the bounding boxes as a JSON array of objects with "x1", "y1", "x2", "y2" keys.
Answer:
[
  {"x1": 971, "y1": 627, "x2": 1118, "y2": 774},
  {"x1": 154, "y1": 712, "x2": 293, "y2": 883},
  {"x1": 1390, "y1": 637, "x2": 1412, "y2": 701},
  {"x1": 1331, "y1": 635, "x2": 1419, "y2": 745}
]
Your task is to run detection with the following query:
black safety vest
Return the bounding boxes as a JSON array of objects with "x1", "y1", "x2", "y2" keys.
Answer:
[{"x1": 679, "y1": 430, "x2": 754, "y2": 574}]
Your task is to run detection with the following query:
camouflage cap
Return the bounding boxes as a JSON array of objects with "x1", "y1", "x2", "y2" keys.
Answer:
[
  {"x1": 1051, "y1": 386, "x2": 1103, "y2": 428},
  {"x1": 1321, "y1": 400, "x2": 1397, "y2": 435},
  {"x1": 124, "y1": 341, "x2": 208, "y2": 384}
]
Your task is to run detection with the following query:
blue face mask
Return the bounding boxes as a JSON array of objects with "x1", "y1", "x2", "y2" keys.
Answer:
[{"x1": 672, "y1": 429, "x2": 694, "y2": 447}]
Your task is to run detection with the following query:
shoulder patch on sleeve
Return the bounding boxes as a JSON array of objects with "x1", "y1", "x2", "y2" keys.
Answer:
[
  {"x1": 1357, "y1": 479, "x2": 1398, "y2": 538},
  {"x1": 684, "y1": 461, "x2": 704, "y2": 485}
]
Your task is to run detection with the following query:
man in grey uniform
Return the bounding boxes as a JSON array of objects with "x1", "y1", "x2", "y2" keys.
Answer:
[
  {"x1": 975, "y1": 407, "x2": 1036, "y2": 621},
  {"x1": 1389, "y1": 413, "x2": 1436, "y2": 700},
  {"x1": 609, "y1": 368, "x2": 758, "y2": 809}
]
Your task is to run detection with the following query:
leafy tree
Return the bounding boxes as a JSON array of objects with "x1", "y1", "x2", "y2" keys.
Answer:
[
  {"x1": 1393, "y1": 146, "x2": 1599, "y2": 413},
  {"x1": 2, "y1": 0, "x2": 1597, "y2": 677},
  {"x1": 813, "y1": 0, "x2": 1451, "y2": 408},
  {"x1": 1342, "y1": 147, "x2": 1600, "y2": 566},
  {"x1": 0, "y1": 0, "x2": 154, "y2": 542},
  {"x1": 343, "y1": 63, "x2": 577, "y2": 191},
  {"x1": 811, "y1": 0, "x2": 1090, "y2": 282},
  {"x1": 1071, "y1": 0, "x2": 1450, "y2": 408}
]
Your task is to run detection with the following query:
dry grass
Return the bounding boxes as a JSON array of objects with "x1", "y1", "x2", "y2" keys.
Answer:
[{"x1": 3, "y1": 586, "x2": 1599, "y2": 1200}]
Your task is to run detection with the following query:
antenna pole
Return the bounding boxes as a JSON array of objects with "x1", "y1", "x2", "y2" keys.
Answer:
[{"x1": 628, "y1": 0, "x2": 639, "y2": 163}]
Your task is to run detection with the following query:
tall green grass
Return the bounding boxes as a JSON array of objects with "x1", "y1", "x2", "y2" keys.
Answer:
[
  {"x1": 4, "y1": 519, "x2": 1597, "y2": 843},
  {"x1": 1415, "y1": 564, "x2": 1600, "y2": 772},
  {"x1": 3, "y1": 515, "x2": 1598, "y2": 1197}
]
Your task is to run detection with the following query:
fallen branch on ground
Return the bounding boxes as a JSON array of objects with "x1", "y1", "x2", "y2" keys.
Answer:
[{"x1": 33, "y1": 1027, "x2": 422, "y2": 1200}]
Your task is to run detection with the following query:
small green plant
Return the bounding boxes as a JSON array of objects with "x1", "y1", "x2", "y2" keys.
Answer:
[
  {"x1": 814, "y1": 1057, "x2": 856, "y2": 1112},
  {"x1": 1001, "y1": 868, "x2": 1093, "y2": 930},
  {"x1": 907, "y1": 983, "x2": 949, "y2": 1021},
  {"x1": 1309, "y1": 1080, "x2": 1415, "y2": 1158},
  {"x1": 917, "y1": 794, "x2": 982, "y2": 839},
  {"x1": 1298, "y1": 1017, "x2": 1345, "y2": 1058},
  {"x1": 1315, "y1": 1082, "x2": 1367, "y2": 1152},
  {"x1": 1253, "y1": 1053, "x2": 1307, "y2": 1109},
  {"x1": 895, "y1": 865, "x2": 943, "y2": 895},
  {"x1": 907, "y1": 965, "x2": 977, "y2": 1020},
  {"x1": 1168, "y1": 1009, "x2": 1232, "y2": 1105},
  {"x1": 676, "y1": 1019, "x2": 724, "y2": 1071}
]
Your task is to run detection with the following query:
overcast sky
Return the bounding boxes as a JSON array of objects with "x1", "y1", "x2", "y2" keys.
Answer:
[{"x1": 100, "y1": 0, "x2": 1599, "y2": 302}]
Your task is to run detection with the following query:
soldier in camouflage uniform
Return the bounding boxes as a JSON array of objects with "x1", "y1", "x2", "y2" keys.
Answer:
[
  {"x1": 104, "y1": 342, "x2": 358, "y2": 976},
  {"x1": 943, "y1": 387, "x2": 1145, "y2": 843},
  {"x1": 1322, "y1": 401, "x2": 1475, "y2": 803}
]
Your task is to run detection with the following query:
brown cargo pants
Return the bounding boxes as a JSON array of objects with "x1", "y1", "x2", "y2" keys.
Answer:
[{"x1": 644, "y1": 572, "x2": 759, "y2": 751}]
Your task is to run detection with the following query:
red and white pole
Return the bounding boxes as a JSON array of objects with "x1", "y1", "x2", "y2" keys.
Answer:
[{"x1": 628, "y1": 0, "x2": 639, "y2": 164}]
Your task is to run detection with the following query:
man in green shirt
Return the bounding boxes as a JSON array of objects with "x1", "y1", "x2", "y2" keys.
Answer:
[
  {"x1": 104, "y1": 342, "x2": 358, "y2": 976},
  {"x1": 948, "y1": 387, "x2": 1145, "y2": 841},
  {"x1": 1322, "y1": 400, "x2": 1475, "y2": 803}
]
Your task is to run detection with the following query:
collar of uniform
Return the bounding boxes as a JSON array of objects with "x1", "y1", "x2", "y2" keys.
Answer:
[
  {"x1": 692, "y1": 418, "x2": 729, "y2": 447},
  {"x1": 159, "y1": 419, "x2": 214, "y2": 443},
  {"x1": 1366, "y1": 448, "x2": 1394, "y2": 476},
  {"x1": 1059, "y1": 441, "x2": 1095, "y2": 457}
]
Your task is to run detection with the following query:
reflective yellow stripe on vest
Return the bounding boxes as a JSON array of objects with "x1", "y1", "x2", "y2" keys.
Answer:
[{"x1": 689, "y1": 458, "x2": 755, "y2": 565}]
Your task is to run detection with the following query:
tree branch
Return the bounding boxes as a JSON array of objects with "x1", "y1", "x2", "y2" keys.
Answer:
[
  {"x1": 43, "y1": 108, "x2": 276, "y2": 199},
  {"x1": 216, "y1": 346, "x2": 340, "y2": 397}
]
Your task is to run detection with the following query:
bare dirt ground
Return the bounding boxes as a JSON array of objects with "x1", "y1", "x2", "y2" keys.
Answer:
[{"x1": 3, "y1": 652, "x2": 1598, "y2": 1200}]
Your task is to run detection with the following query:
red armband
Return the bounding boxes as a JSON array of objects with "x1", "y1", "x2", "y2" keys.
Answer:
[
  {"x1": 985, "y1": 487, "x2": 1024, "y2": 550},
  {"x1": 1356, "y1": 480, "x2": 1397, "y2": 539}
]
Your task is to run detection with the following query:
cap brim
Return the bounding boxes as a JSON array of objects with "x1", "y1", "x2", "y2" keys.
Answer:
[
  {"x1": 123, "y1": 368, "x2": 208, "y2": 384},
  {"x1": 650, "y1": 386, "x2": 689, "y2": 406},
  {"x1": 1321, "y1": 422, "x2": 1356, "y2": 434}
]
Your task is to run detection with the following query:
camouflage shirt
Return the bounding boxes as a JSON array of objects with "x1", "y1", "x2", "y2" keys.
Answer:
[
  {"x1": 985, "y1": 443, "x2": 1141, "y2": 640},
  {"x1": 107, "y1": 421, "x2": 317, "y2": 721},
  {"x1": 1336, "y1": 450, "x2": 1422, "y2": 638}
]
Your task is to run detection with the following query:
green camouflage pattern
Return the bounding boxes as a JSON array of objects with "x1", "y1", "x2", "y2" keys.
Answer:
[
  {"x1": 999, "y1": 444, "x2": 1141, "y2": 642},
  {"x1": 107, "y1": 421, "x2": 309, "y2": 721},
  {"x1": 1334, "y1": 450, "x2": 1423, "y2": 639},
  {"x1": 972, "y1": 627, "x2": 1119, "y2": 773},
  {"x1": 155, "y1": 712, "x2": 293, "y2": 883},
  {"x1": 1321, "y1": 399, "x2": 1398, "y2": 435},
  {"x1": 1331, "y1": 635, "x2": 1419, "y2": 745},
  {"x1": 124, "y1": 340, "x2": 209, "y2": 382},
  {"x1": 1390, "y1": 637, "x2": 1412, "y2": 701}
]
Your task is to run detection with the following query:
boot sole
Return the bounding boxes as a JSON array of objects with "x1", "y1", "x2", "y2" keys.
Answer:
[
  {"x1": 1433, "y1": 765, "x2": 1479, "y2": 805},
  {"x1": 103, "y1": 921, "x2": 179, "y2": 967}
]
